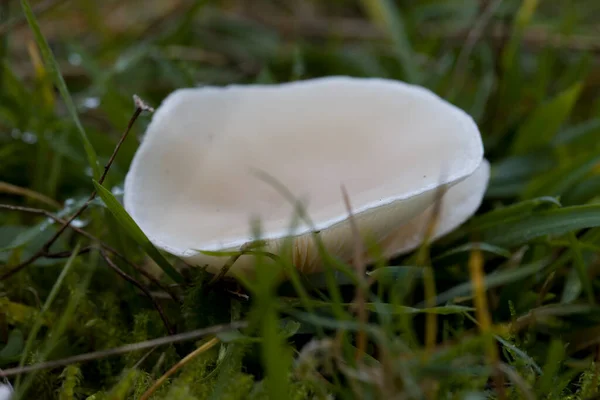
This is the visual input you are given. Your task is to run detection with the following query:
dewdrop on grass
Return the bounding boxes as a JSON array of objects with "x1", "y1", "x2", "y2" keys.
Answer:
[{"x1": 124, "y1": 76, "x2": 489, "y2": 276}]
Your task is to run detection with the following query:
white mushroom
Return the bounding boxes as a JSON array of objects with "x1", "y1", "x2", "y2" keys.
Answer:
[
  {"x1": 0, "y1": 383, "x2": 12, "y2": 400},
  {"x1": 124, "y1": 76, "x2": 489, "y2": 276}
]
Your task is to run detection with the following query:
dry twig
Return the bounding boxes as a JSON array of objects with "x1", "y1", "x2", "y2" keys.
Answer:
[
  {"x1": 0, "y1": 322, "x2": 247, "y2": 377},
  {"x1": 0, "y1": 96, "x2": 182, "y2": 332},
  {"x1": 100, "y1": 248, "x2": 175, "y2": 335},
  {"x1": 0, "y1": 95, "x2": 148, "y2": 281},
  {"x1": 0, "y1": 203, "x2": 181, "y2": 303},
  {"x1": 139, "y1": 337, "x2": 221, "y2": 400}
]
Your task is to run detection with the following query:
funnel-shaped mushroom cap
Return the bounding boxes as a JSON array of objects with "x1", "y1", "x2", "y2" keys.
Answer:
[{"x1": 124, "y1": 76, "x2": 487, "y2": 275}]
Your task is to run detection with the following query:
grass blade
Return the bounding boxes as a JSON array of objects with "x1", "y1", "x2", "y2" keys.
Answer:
[
  {"x1": 536, "y1": 340, "x2": 565, "y2": 396},
  {"x1": 511, "y1": 82, "x2": 583, "y2": 154},
  {"x1": 14, "y1": 242, "x2": 82, "y2": 389},
  {"x1": 359, "y1": 0, "x2": 420, "y2": 83},
  {"x1": 483, "y1": 204, "x2": 600, "y2": 247},
  {"x1": 93, "y1": 180, "x2": 183, "y2": 284},
  {"x1": 19, "y1": 0, "x2": 101, "y2": 179}
]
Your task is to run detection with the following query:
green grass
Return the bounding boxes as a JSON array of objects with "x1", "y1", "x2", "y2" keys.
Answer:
[{"x1": 2, "y1": 0, "x2": 600, "y2": 398}]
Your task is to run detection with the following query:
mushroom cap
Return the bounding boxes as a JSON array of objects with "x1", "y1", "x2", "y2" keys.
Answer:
[
  {"x1": 124, "y1": 76, "x2": 486, "y2": 274},
  {"x1": 377, "y1": 158, "x2": 490, "y2": 259},
  {"x1": 0, "y1": 384, "x2": 12, "y2": 400}
]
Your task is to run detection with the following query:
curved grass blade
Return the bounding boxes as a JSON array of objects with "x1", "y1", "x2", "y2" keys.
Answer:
[
  {"x1": 511, "y1": 82, "x2": 582, "y2": 154},
  {"x1": 427, "y1": 259, "x2": 549, "y2": 307},
  {"x1": 484, "y1": 204, "x2": 600, "y2": 247},
  {"x1": 93, "y1": 180, "x2": 183, "y2": 284},
  {"x1": 434, "y1": 243, "x2": 512, "y2": 261},
  {"x1": 14, "y1": 242, "x2": 81, "y2": 388},
  {"x1": 20, "y1": 0, "x2": 101, "y2": 179}
]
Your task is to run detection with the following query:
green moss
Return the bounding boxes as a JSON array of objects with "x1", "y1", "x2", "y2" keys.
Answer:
[{"x1": 58, "y1": 364, "x2": 82, "y2": 400}]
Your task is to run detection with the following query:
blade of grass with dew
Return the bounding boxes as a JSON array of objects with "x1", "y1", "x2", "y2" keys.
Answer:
[
  {"x1": 92, "y1": 180, "x2": 183, "y2": 284},
  {"x1": 19, "y1": 0, "x2": 101, "y2": 179},
  {"x1": 0, "y1": 197, "x2": 88, "y2": 252}
]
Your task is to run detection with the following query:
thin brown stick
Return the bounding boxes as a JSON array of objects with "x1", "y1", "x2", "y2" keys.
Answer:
[
  {"x1": 0, "y1": 95, "x2": 150, "y2": 281},
  {"x1": 112, "y1": 251, "x2": 181, "y2": 304},
  {"x1": 0, "y1": 321, "x2": 247, "y2": 377},
  {"x1": 0, "y1": 204, "x2": 180, "y2": 304},
  {"x1": 0, "y1": 204, "x2": 99, "y2": 243},
  {"x1": 0, "y1": 181, "x2": 61, "y2": 208},
  {"x1": 40, "y1": 103, "x2": 144, "y2": 253},
  {"x1": 0, "y1": 205, "x2": 177, "y2": 334},
  {"x1": 45, "y1": 247, "x2": 94, "y2": 258},
  {"x1": 100, "y1": 249, "x2": 174, "y2": 335},
  {"x1": 0, "y1": 252, "x2": 40, "y2": 280},
  {"x1": 139, "y1": 337, "x2": 221, "y2": 400}
]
